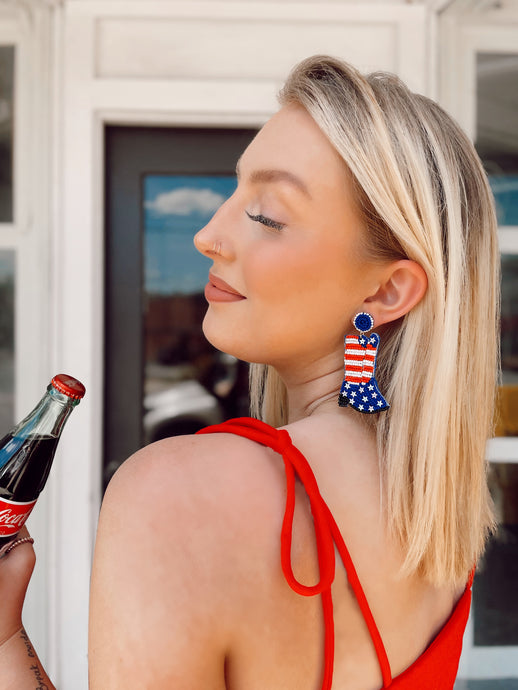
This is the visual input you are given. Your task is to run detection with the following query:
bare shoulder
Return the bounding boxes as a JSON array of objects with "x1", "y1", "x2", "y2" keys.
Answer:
[
  {"x1": 103, "y1": 430, "x2": 287, "y2": 535},
  {"x1": 88, "y1": 431, "x2": 287, "y2": 689}
]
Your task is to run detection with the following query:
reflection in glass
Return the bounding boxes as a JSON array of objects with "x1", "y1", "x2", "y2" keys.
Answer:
[
  {"x1": 476, "y1": 54, "x2": 518, "y2": 439},
  {"x1": 474, "y1": 463, "x2": 518, "y2": 645},
  {"x1": 0, "y1": 46, "x2": 14, "y2": 223},
  {"x1": 476, "y1": 53, "x2": 518, "y2": 227},
  {"x1": 474, "y1": 52, "x2": 518, "y2": 650},
  {"x1": 142, "y1": 175, "x2": 249, "y2": 444},
  {"x1": 0, "y1": 251, "x2": 14, "y2": 432},
  {"x1": 495, "y1": 256, "x2": 518, "y2": 438}
]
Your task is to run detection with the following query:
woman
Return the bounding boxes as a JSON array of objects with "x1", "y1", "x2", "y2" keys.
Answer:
[{"x1": 0, "y1": 55, "x2": 499, "y2": 689}]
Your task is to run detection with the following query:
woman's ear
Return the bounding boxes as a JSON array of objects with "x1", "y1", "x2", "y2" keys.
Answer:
[{"x1": 364, "y1": 259, "x2": 428, "y2": 326}]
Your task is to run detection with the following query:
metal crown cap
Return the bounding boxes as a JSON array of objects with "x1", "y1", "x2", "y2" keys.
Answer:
[{"x1": 51, "y1": 374, "x2": 86, "y2": 400}]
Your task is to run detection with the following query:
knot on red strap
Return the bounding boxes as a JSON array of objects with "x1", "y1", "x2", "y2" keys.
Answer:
[{"x1": 274, "y1": 429, "x2": 293, "y2": 455}]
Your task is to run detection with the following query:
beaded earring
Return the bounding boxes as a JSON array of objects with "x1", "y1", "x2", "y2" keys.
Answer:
[{"x1": 338, "y1": 312, "x2": 389, "y2": 413}]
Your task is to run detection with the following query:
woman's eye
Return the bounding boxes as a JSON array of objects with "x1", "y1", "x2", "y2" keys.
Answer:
[{"x1": 245, "y1": 210, "x2": 285, "y2": 232}]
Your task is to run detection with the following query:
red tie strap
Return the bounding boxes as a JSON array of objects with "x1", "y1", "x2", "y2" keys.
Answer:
[{"x1": 197, "y1": 417, "x2": 393, "y2": 689}]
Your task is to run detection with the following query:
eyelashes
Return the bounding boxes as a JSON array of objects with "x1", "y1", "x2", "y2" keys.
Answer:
[{"x1": 245, "y1": 210, "x2": 285, "y2": 232}]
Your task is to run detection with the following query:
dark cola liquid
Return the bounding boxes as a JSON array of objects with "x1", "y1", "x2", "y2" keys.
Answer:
[{"x1": 0, "y1": 433, "x2": 59, "y2": 548}]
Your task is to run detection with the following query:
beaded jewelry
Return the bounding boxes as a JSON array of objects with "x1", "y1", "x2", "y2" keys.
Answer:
[{"x1": 338, "y1": 312, "x2": 389, "y2": 413}]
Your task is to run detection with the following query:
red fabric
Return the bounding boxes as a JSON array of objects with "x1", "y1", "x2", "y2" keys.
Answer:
[{"x1": 197, "y1": 417, "x2": 473, "y2": 689}]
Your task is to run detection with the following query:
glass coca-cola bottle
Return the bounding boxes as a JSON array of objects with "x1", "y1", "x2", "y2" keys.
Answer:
[{"x1": 0, "y1": 374, "x2": 85, "y2": 556}]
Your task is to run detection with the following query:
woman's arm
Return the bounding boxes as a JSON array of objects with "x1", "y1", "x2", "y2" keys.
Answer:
[
  {"x1": 88, "y1": 433, "x2": 244, "y2": 690},
  {"x1": 0, "y1": 432, "x2": 273, "y2": 690},
  {"x1": 0, "y1": 528, "x2": 55, "y2": 690},
  {"x1": 0, "y1": 627, "x2": 54, "y2": 690}
]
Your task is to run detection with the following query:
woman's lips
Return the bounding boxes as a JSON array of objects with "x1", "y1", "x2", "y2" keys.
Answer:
[{"x1": 205, "y1": 273, "x2": 246, "y2": 302}]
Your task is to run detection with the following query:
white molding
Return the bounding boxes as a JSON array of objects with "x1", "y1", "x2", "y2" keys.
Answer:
[
  {"x1": 68, "y1": 0, "x2": 425, "y2": 18},
  {"x1": 99, "y1": 109, "x2": 270, "y2": 127},
  {"x1": 488, "y1": 438, "x2": 518, "y2": 464},
  {"x1": 499, "y1": 227, "x2": 518, "y2": 254}
]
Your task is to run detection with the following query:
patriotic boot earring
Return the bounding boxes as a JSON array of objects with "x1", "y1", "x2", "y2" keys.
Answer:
[{"x1": 338, "y1": 312, "x2": 389, "y2": 413}]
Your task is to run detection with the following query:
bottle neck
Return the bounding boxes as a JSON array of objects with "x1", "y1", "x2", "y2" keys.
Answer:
[{"x1": 12, "y1": 386, "x2": 79, "y2": 439}]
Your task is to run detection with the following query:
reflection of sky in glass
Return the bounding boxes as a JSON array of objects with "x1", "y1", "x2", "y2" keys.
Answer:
[
  {"x1": 489, "y1": 175, "x2": 518, "y2": 226},
  {"x1": 143, "y1": 175, "x2": 237, "y2": 294}
]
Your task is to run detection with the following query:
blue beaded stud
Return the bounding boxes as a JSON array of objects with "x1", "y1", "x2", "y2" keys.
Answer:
[{"x1": 353, "y1": 311, "x2": 374, "y2": 333}]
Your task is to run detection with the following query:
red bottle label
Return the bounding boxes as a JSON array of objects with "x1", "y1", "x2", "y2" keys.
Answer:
[{"x1": 0, "y1": 496, "x2": 37, "y2": 536}]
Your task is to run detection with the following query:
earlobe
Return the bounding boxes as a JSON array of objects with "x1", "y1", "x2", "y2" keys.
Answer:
[{"x1": 364, "y1": 259, "x2": 428, "y2": 326}]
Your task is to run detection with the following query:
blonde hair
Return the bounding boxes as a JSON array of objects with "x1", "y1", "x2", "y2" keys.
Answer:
[{"x1": 249, "y1": 56, "x2": 500, "y2": 586}]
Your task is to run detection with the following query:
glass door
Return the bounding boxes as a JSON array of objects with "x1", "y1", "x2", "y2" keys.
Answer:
[{"x1": 103, "y1": 125, "x2": 257, "y2": 491}]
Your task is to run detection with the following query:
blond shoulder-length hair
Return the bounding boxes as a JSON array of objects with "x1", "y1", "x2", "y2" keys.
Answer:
[{"x1": 249, "y1": 55, "x2": 500, "y2": 587}]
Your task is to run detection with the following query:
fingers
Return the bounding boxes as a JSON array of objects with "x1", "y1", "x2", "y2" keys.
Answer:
[
  {"x1": 14, "y1": 526, "x2": 31, "y2": 540},
  {"x1": 0, "y1": 529, "x2": 36, "y2": 643}
]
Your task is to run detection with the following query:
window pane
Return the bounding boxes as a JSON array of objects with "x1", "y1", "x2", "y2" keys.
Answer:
[
  {"x1": 142, "y1": 174, "x2": 249, "y2": 445},
  {"x1": 474, "y1": 52, "x2": 518, "y2": 648},
  {"x1": 0, "y1": 250, "x2": 14, "y2": 432},
  {"x1": 0, "y1": 46, "x2": 14, "y2": 223},
  {"x1": 495, "y1": 255, "x2": 518, "y2": 437},
  {"x1": 476, "y1": 53, "x2": 518, "y2": 227},
  {"x1": 474, "y1": 463, "x2": 518, "y2": 646},
  {"x1": 476, "y1": 55, "x2": 518, "y2": 438}
]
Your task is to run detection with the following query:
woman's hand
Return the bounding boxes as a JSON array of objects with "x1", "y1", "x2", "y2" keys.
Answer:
[
  {"x1": 0, "y1": 527, "x2": 55, "y2": 689},
  {"x1": 0, "y1": 526, "x2": 36, "y2": 646}
]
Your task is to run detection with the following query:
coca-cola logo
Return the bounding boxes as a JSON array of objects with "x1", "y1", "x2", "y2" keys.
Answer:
[
  {"x1": 0, "y1": 508, "x2": 31, "y2": 528},
  {"x1": 0, "y1": 499, "x2": 37, "y2": 536}
]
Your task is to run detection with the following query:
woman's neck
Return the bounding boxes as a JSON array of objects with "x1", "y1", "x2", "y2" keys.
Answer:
[{"x1": 276, "y1": 355, "x2": 345, "y2": 424}]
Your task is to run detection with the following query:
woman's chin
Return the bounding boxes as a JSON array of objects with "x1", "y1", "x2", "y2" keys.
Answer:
[{"x1": 202, "y1": 316, "x2": 245, "y2": 360}]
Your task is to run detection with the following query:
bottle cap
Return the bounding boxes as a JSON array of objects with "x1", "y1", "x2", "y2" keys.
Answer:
[{"x1": 51, "y1": 374, "x2": 86, "y2": 400}]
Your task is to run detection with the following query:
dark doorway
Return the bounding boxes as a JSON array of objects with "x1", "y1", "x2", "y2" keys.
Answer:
[{"x1": 103, "y1": 125, "x2": 257, "y2": 491}]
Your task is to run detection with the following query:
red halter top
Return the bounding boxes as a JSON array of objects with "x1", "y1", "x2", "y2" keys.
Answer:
[{"x1": 197, "y1": 417, "x2": 473, "y2": 690}]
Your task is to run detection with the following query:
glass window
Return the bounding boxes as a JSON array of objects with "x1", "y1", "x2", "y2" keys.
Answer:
[
  {"x1": 0, "y1": 251, "x2": 14, "y2": 432},
  {"x1": 496, "y1": 255, "x2": 518, "y2": 437},
  {"x1": 476, "y1": 54, "x2": 518, "y2": 230},
  {"x1": 476, "y1": 54, "x2": 518, "y2": 439},
  {"x1": 474, "y1": 462, "x2": 518, "y2": 646},
  {"x1": 103, "y1": 125, "x2": 256, "y2": 490},
  {"x1": 473, "y1": 52, "x2": 518, "y2": 648},
  {"x1": 142, "y1": 174, "x2": 249, "y2": 445},
  {"x1": 0, "y1": 46, "x2": 15, "y2": 223}
]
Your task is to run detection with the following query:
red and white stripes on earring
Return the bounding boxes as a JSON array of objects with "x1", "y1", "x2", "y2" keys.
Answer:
[{"x1": 338, "y1": 311, "x2": 389, "y2": 413}]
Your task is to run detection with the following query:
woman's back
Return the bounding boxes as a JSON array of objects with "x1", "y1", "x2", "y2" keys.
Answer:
[
  {"x1": 207, "y1": 413, "x2": 464, "y2": 690},
  {"x1": 89, "y1": 410, "x2": 464, "y2": 689}
]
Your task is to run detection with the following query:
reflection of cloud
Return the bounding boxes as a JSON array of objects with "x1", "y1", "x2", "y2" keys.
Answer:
[{"x1": 145, "y1": 187, "x2": 225, "y2": 216}]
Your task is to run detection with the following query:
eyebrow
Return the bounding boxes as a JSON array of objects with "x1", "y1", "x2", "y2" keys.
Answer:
[{"x1": 235, "y1": 157, "x2": 312, "y2": 200}]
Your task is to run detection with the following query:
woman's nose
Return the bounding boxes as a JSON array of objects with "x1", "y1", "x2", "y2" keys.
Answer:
[
  {"x1": 193, "y1": 222, "x2": 215, "y2": 257},
  {"x1": 193, "y1": 199, "x2": 234, "y2": 259}
]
